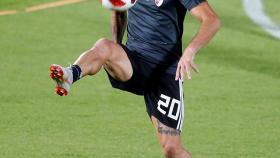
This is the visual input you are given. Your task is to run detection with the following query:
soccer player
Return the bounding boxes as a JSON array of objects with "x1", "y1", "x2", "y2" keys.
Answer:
[{"x1": 49, "y1": 0, "x2": 220, "y2": 157}]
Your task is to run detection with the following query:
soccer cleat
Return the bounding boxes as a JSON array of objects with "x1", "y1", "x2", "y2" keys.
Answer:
[{"x1": 49, "y1": 64, "x2": 73, "y2": 96}]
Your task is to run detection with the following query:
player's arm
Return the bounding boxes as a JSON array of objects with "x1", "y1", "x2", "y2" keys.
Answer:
[
  {"x1": 176, "y1": 1, "x2": 221, "y2": 80},
  {"x1": 111, "y1": 11, "x2": 127, "y2": 44}
]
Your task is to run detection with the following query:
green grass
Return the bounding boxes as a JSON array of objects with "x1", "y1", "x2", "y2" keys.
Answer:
[
  {"x1": 265, "y1": 0, "x2": 280, "y2": 25},
  {"x1": 0, "y1": 0, "x2": 280, "y2": 158}
]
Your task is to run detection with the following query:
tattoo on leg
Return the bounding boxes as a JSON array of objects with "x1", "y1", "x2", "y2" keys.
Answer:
[{"x1": 157, "y1": 120, "x2": 181, "y2": 136}]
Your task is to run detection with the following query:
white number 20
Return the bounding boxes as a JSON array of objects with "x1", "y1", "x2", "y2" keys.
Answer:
[{"x1": 157, "y1": 94, "x2": 181, "y2": 120}]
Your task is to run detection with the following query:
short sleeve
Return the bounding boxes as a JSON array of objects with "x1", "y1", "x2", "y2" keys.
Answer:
[{"x1": 179, "y1": 0, "x2": 206, "y2": 11}]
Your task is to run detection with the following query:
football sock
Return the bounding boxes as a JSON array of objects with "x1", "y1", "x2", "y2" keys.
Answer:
[{"x1": 71, "y1": 65, "x2": 82, "y2": 83}]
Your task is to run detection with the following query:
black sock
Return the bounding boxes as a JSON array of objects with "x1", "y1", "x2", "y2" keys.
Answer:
[{"x1": 71, "y1": 65, "x2": 82, "y2": 83}]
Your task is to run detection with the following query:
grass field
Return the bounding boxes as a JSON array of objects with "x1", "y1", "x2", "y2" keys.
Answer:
[
  {"x1": 0, "y1": 0, "x2": 280, "y2": 158},
  {"x1": 265, "y1": 0, "x2": 280, "y2": 25}
]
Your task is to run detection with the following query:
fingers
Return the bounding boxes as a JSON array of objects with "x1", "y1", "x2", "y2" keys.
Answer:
[
  {"x1": 175, "y1": 62, "x2": 186, "y2": 80},
  {"x1": 180, "y1": 64, "x2": 185, "y2": 80},
  {"x1": 175, "y1": 61, "x2": 188, "y2": 80},
  {"x1": 186, "y1": 64, "x2": 191, "y2": 80},
  {"x1": 176, "y1": 60, "x2": 199, "y2": 81},
  {"x1": 190, "y1": 61, "x2": 199, "y2": 73},
  {"x1": 175, "y1": 64, "x2": 180, "y2": 80}
]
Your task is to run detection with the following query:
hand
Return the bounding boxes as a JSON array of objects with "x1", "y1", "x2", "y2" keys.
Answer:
[{"x1": 175, "y1": 49, "x2": 199, "y2": 80}]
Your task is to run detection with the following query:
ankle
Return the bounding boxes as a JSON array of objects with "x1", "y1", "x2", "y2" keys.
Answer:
[{"x1": 70, "y1": 65, "x2": 82, "y2": 83}]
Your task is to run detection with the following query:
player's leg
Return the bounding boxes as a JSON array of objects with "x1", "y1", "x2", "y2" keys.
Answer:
[
  {"x1": 151, "y1": 116, "x2": 192, "y2": 158},
  {"x1": 73, "y1": 38, "x2": 132, "y2": 81},
  {"x1": 49, "y1": 38, "x2": 132, "y2": 96},
  {"x1": 143, "y1": 70, "x2": 190, "y2": 158}
]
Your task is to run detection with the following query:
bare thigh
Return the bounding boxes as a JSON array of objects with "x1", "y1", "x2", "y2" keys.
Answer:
[
  {"x1": 74, "y1": 38, "x2": 133, "y2": 81},
  {"x1": 103, "y1": 40, "x2": 133, "y2": 82}
]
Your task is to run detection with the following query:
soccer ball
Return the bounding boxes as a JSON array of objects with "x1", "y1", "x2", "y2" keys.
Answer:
[{"x1": 100, "y1": 0, "x2": 137, "y2": 11}]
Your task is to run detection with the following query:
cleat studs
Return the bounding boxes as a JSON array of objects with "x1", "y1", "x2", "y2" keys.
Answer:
[
  {"x1": 55, "y1": 87, "x2": 68, "y2": 96},
  {"x1": 50, "y1": 65, "x2": 68, "y2": 96},
  {"x1": 50, "y1": 67, "x2": 55, "y2": 71}
]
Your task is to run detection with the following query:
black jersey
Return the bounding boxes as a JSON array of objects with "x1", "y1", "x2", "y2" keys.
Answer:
[{"x1": 126, "y1": 0, "x2": 205, "y2": 67}]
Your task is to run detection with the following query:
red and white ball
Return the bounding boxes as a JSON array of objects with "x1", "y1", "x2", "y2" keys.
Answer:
[{"x1": 101, "y1": 0, "x2": 137, "y2": 11}]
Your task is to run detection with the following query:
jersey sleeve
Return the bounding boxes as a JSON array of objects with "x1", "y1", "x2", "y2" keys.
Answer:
[{"x1": 179, "y1": 0, "x2": 206, "y2": 11}]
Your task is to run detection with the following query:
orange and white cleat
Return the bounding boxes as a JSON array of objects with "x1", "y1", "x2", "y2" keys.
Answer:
[{"x1": 49, "y1": 64, "x2": 73, "y2": 96}]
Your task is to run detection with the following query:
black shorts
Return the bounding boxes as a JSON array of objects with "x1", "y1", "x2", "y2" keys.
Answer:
[{"x1": 106, "y1": 45, "x2": 185, "y2": 131}]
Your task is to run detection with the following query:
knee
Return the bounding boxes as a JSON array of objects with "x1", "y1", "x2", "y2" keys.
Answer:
[
  {"x1": 94, "y1": 38, "x2": 111, "y2": 48},
  {"x1": 162, "y1": 144, "x2": 192, "y2": 158},
  {"x1": 162, "y1": 144, "x2": 178, "y2": 158},
  {"x1": 162, "y1": 145, "x2": 176, "y2": 158},
  {"x1": 90, "y1": 38, "x2": 112, "y2": 60}
]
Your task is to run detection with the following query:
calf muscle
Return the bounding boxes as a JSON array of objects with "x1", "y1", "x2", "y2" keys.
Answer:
[{"x1": 152, "y1": 117, "x2": 192, "y2": 158}]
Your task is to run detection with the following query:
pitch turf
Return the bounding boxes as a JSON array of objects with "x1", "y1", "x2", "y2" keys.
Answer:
[
  {"x1": 264, "y1": 0, "x2": 280, "y2": 25},
  {"x1": 0, "y1": 0, "x2": 279, "y2": 157}
]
